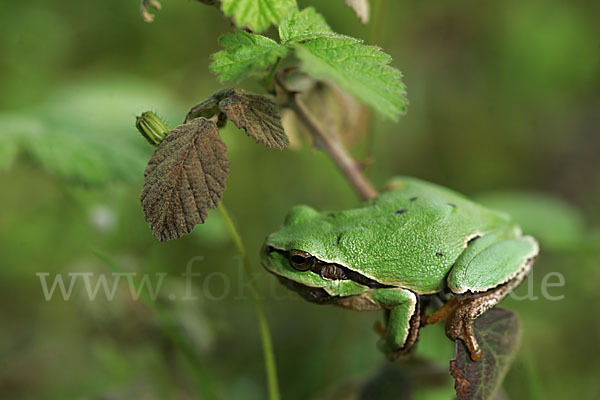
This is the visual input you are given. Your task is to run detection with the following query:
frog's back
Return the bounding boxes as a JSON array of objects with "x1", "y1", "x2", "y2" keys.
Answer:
[{"x1": 298, "y1": 177, "x2": 512, "y2": 293}]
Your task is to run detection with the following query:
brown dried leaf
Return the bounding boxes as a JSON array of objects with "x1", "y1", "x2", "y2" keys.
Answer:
[
  {"x1": 450, "y1": 307, "x2": 521, "y2": 400},
  {"x1": 218, "y1": 89, "x2": 289, "y2": 149},
  {"x1": 141, "y1": 118, "x2": 229, "y2": 241},
  {"x1": 345, "y1": 0, "x2": 370, "y2": 24}
]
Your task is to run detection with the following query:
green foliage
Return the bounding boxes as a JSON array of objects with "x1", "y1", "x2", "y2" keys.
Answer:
[
  {"x1": 278, "y1": 6, "x2": 332, "y2": 43},
  {"x1": 220, "y1": 0, "x2": 297, "y2": 33},
  {"x1": 475, "y1": 191, "x2": 585, "y2": 251},
  {"x1": 211, "y1": 7, "x2": 407, "y2": 120},
  {"x1": 292, "y1": 36, "x2": 406, "y2": 120},
  {"x1": 211, "y1": 31, "x2": 287, "y2": 83},
  {"x1": 0, "y1": 115, "x2": 30, "y2": 171},
  {"x1": 280, "y1": 8, "x2": 406, "y2": 119},
  {"x1": 0, "y1": 79, "x2": 176, "y2": 184},
  {"x1": 0, "y1": 112, "x2": 147, "y2": 185},
  {"x1": 1, "y1": 0, "x2": 599, "y2": 399}
]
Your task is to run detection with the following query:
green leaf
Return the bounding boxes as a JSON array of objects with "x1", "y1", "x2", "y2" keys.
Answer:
[
  {"x1": 475, "y1": 191, "x2": 585, "y2": 251},
  {"x1": 211, "y1": 7, "x2": 407, "y2": 118},
  {"x1": 0, "y1": 79, "x2": 171, "y2": 184},
  {"x1": 293, "y1": 36, "x2": 407, "y2": 120},
  {"x1": 0, "y1": 115, "x2": 34, "y2": 171},
  {"x1": 141, "y1": 118, "x2": 229, "y2": 241},
  {"x1": 450, "y1": 307, "x2": 521, "y2": 400},
  {"x1": 210, "y1": 31, "x2": 288, "y2": 83},
  {"x1": 278, "y1": 7, "x2": 332, "y2": 43},
  {"x1": 0, "y1": 139, "x2": 18, "y2": 171},
  {"x1": 0, "y1": 113, "x2": 148, "y2": 185},
  {"x1": 221, "y1": 0, "x2": 297, "y2": 33}
]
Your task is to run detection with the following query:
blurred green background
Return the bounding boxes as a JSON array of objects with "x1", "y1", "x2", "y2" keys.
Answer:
[{"x1": 1, "y1": 0, "x2": 599, "y2": 399}]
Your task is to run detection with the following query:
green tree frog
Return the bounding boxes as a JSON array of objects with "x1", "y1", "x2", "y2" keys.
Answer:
[{"x1": 261, "y1": 177, "x2": 538, "y2": 361}]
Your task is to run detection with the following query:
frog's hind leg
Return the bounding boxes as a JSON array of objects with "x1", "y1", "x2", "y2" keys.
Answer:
[
  {"x1": 445, "y1": 263, "x2": 531, "y2": 360},
  {"x1": 444, "y1": 236, "x2": 538, "y2": 361}
]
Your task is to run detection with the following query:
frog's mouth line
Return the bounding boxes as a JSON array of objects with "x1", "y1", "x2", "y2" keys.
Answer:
[
  {"x1": 276, "y1": 275, "x2": 339, "y2": 305},
  {"x1": 265, "y1": 246, "x2": 393, "y2": 290}
]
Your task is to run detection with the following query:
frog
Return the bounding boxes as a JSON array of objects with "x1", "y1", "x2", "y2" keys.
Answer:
[{"x1": 261, "y1": 177, "x2": 538, "y2": 361}]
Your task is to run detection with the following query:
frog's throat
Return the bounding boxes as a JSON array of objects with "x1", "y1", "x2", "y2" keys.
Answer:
[
  {"x1": 276, "y1": 275, "x2": 338, "y2": 305},
  {"x1": 275, "y1": 275, "x2": 388, "y2": 311}
]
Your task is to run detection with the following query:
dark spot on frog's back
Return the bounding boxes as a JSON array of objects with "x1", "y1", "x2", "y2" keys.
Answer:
[
  {"x1": 436, "y1": 252, "x2": 444, "y2": 257},
  {"x1": 395, "y1": 209, "x2": 407, "y2": 215},
  {"x1": 410, "y1": 197, "x2": 417, "y2": 202}
]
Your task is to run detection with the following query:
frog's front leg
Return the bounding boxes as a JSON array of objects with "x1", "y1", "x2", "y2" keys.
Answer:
[
  {"x1": 368, "y1": 288, "x2": 421, "y2": 361},
  {"x1": 444, "y1": 236, "x2": 538, "y2": 361}
]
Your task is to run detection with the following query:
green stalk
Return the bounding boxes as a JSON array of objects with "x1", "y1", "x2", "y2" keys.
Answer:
[
  {"x1": 218, "y1": 203, "x2": 281, "y2": 400},
  {"x1": 133, "y1": 111, "x2": 280, "y2": 399},
  {"x1": 370, "y1": 0, "x2": 389, "y2": 45}
]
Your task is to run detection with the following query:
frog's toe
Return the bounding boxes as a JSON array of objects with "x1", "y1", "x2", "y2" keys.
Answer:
[
  {"x1": 444, "y1": 297, "x2": 487, "y2": 361},
  {"x1": 446, "y1": 316, "x2": 482, "y2": 362}
]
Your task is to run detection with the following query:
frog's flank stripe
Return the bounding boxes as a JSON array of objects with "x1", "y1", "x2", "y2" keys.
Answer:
[{"x1": 268, "y1": 247, "x2": 393, "y2": 289}]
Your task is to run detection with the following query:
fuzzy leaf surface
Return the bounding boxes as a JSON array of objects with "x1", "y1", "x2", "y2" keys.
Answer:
[
  {"x1": 211, "y1": 31, "x2": 287, "y2": 83},
  {"x1": 285, "y1": 13, "x2": 406, "y2": 120},
  {"x1": 218, "y1": 89, "x2": 288, "y2": 149},
  {"x1": 450, "y1": 307, "x2": 521, "y2": 400},
  {"x1": 221, "y1": 0, "x2": 297, "y2": 32},
  {"x1": 278, "y1": 7, "x2": 332, "y2": 43},
  {"x1": 141, "y1": 118, "x2": 229, "y2": 241}
]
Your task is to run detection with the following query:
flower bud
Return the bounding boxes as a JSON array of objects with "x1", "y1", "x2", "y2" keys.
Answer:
[{"x1": 136, "y1": 111, "x2": 170, "y2": 146}]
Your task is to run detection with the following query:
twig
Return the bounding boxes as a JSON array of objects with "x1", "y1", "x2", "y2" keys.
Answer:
[{"x1": 276, "y1": 73, "x2": 379, "y2": 201}]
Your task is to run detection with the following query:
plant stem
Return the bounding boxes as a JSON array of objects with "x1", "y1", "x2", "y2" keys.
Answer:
[
  {"x1": 217, "y1": 203, "x2": 281, "y2": 400},
  {"x1": 370, "y1": 0, "x2": 389, "y2": 45},
  {"x1": 288, "y1": 93, "x2": 379, "y2": 201}
]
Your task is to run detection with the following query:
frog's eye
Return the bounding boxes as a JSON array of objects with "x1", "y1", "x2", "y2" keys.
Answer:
[{"x1": 289, "y1": 250, "x2": 313, "y2": 272}]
